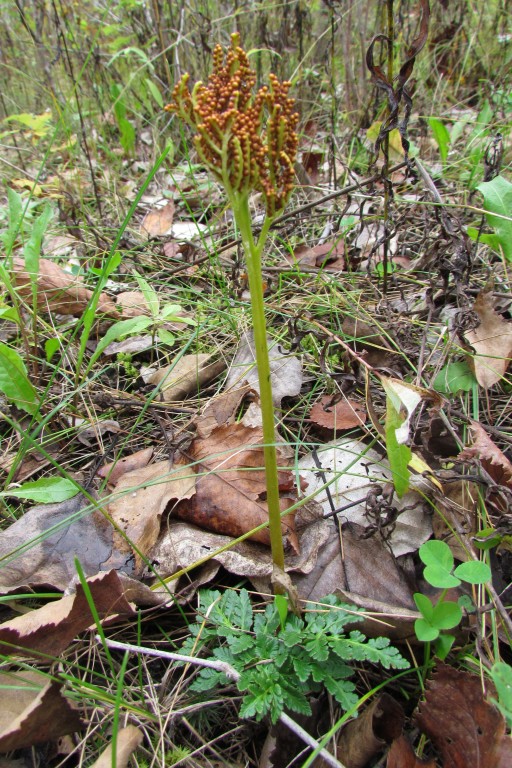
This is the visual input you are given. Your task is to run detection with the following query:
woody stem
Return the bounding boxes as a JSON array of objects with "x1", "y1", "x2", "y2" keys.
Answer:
[{"x1": 231, "y1": 193, "x2": 285, "y2": 575}]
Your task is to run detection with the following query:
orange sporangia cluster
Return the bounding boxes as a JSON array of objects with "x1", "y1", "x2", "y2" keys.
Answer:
[{"x1": 165, "y1": 33, "x2": 298, "y2": 216}]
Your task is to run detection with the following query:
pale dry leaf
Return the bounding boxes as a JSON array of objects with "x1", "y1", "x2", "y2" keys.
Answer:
[
  {"x1": 0, "y1": 670, "x2": 82, "y2": 752},
  {"x1": 465, "y1": 290, "x2": 512, "y2": 388},
  {"x1": 225, "y1": 329, "x2": 303, "y2": 410},
  {"x1": 298, "y1": 439, "x2": 432, "y2": 557},
  {"x1": 148, "y1": 354, "x2": 225, "y2": 401},
  {"x1": 141, "y1": 199, "x2": 175, "y2": 237},
  {"x1": 0, "y1": 495, "x2": 113, "y2": 593},
  {"x1": 0, "y1": 571, "x2": 135, "y2": 657},
  {"x1": 101, "y1": 335, "x2": 153, "y2": 356},
  {"x1": 107, "y1": 457, "x2": 196, "y2": 572},
  {"x1": 90, "y1": 725, "x2": 143, "y2": 768},
  {"x1": 459, "y1": 421, "x2": 512, "y2": 488},
  {"x1": 114, "y1": 290, "x2": 150, "y2": 316},
  {"x1": 12, "y1": 257, "x2": 117, "y2": 317}
]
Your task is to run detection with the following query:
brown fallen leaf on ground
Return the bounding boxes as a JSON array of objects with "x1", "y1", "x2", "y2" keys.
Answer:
[
  {"x1": 0, "y1": 495, "x2": 113, "y2": 593},
  {"x1": 342, "y1": 315, "x2": 400, "y2": 370},
  {"x1": 325, "y1": 694, "x2": 405, "y2": 768},
  {"x1": 309, "y1": 394, "x2": 367, "y2": 434},
  {"x1": 195, "y1": 384, "x2": 253, "y2": 438},
  {"x1": 386, "y1": 735, "x2": 437, "y2": 767},
  {"x1": 174, "y1": 423, "x2": 299, "y2": 552},
  {"x1": 459, "y1": 421, "x2": 512, "y2": 489},
  {"x1": 0, "y1": 570, "x2": 135, "y2": 657},
  {"x1": 415, "y1": 663, "x2": 512, "y2": 768},
  {"x1": 12, "y1": 257, "x2": 118, "y2": 316},
  {"x1": 289, "y1": 241, "x2": 345, "y2": 270},
  {"x1": 464, "y1": 290, "x2": 512, "y2": 389},
  {"x1": 0, "y1": 669, "x2": 83, "y2": 752},
  {"x1": 90, "y1": 725, "x2": 143, "y2": 768},
  {"x1": 97, "y1": 447, "x2": 154, "y2": 488},
  {"x1": 147, "y1": 353, "x2": 225, "y2": 401},
  {"x1": 141, "y1": 199, "x2": 175, "y2": 237},
  {"x1": 107, "y1": 457, "x2": 196, "y2": 572}
]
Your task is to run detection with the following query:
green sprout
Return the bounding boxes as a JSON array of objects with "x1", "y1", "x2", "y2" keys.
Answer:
[{"x1": 166, "y1": 34, "x2": 299, "y2": 575}]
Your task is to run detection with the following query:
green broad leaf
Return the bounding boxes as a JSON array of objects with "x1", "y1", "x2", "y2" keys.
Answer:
[
  {"x1": 0, "y1": 342, "x2": 40, "y2": 415},
  {"x1": 280, "y1": 618, "x2": 304, "y2": 648},
  {"x1": 45, "y1": 337, "x2": 60, "y2": 362},
  {"x1": 4, "y1": 187, "x2": 23, "y2": 253},
  {"x1": 414, "y1": 592, "x2": 434, "y2": 621},
  {"x1": 133, "y1": 270, "x2": 159, "y2": 319},
  {"x1": 490, "y1": 662, "x2": 512, "y2": 728},
  {"x1": 0, "y1": 306, "x2": 19, "y2": 323},
  {"x1": 433, "y1": 361, "x2": 475, "y2": 394},
  {"x1": 429, "y1": 117, "x2": 451, "y2": 164},
  {"x1": 228, "y1": 634, "x2": 254, "y2": 655},
  {"x1": 118, "y1": 116, "x2": 136, "y2": 154},
  {"x1": 473, "y1": 527, "x2": 502, "y2": 550},
  {"x1": 435, "y1": 633, "x2": 455, "y2": 660},
  {"x1": 454, "y1": 560, "x2": 491, "y2": 585},
  {"x1": 384, "y1": 392, "x2": 411, "y2": 497},
  {"x1": 419, "y1": 540, "x2": 460, "y2": 588},
  {"x1": 24, "y1": 203, "x2": 53, "y2": 282},
  {"x1": 467, "y1": 226, "x2": 502, "y2": 253},
  {"x1": 88, "y1": 316, "x2": 153, "y2": 369},
  {"x1": 274, "y1": 594, "x2": 288, "y2": 629},
  {"x1": 431, "y1": 600, "x2": 462, "y2": 630},
  {"x1": 157, "y1": 329, "x2": 175, "y2": 347},
  {"x1": 145, "y1": 78, "x2": 163, "y2": 107},
  {"x1": 476, "y1": 175, "x2": 512, "y2": 263},
  {"x1": 4, "y1": 111, "x2": 53, "y2": 135},
  {"x1": 414, "y1": 617, "x2": 439, "y2": 642},
  {"x1": 211, "y1": 588, "x2": 253, "y2": 633},
  {"x1": 0, "y1": 477, "x2": 80, "y2": 503}
]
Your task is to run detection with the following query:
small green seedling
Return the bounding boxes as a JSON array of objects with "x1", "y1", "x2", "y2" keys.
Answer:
[
  {"x1": 414, "y1": 539, "x2": 491, "y2": 660},
  {"x1": 179, "y1": 589, "x2": 409, "y2": 724}
]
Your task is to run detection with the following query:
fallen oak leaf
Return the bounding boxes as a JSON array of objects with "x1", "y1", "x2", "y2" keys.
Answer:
[
  {"x1": 459, "y1": 421, "x2": 512, "y2": 489},
  {"x1": 140, "y1": 199, "x2": 175, "y2": 238},
  {"x1": 0, "y1": 570, "x2": 136, "y2": 658},
  {"x1": 415, "y1": 662, "x2": 512, "y2": 768},
  {"x1": 12, "y1": 257, "x2": 117, "y2": 317},
  {"x1": 174, "y1": 423, "x2": 299, "y2": 552},
  {"x1": 464, "y1": 290, "x2": 512, "y2": 389},
  {"x1": 97, "y1": 447, "x2": 154, "y2": 488},
  {"x1": 90, "y1": 725, "x2": 143, "y2": 768},
  {"x1": 309, "y1": 394, "x2": 367, "y2": 433},
  {"x1": 107, "y1": 457, "x2": 196, "y2": 573},
  {"x1": 146, "y1": 353, "x2": 225, "y2": 402},
  {"x1": 0, "y1": 669, "x2": 83, "y2": 752}
]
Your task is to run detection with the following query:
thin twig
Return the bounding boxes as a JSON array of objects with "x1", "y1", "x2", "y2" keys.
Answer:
[{"x1": 96, "y1": 636, "x2": 346, "y2": 768}]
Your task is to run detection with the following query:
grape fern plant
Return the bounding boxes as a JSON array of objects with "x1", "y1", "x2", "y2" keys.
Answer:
[{"x1": 179, "y1": 589, "x2": 409, "y2": 723}]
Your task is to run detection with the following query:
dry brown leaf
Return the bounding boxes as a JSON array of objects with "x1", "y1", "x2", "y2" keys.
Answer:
[
  {"x1": 342, "y1": 315, "x2": 399, "y2": 370},
  {"x1": 97, "y1": 447, "x2": 154, "y2": 488},
  {"x1": 309, "y1": 395, "x2": 367, "y2": 433},
  {"x1": 148, "y1": 354, "x2": 225, "y2": 401},
  {"x1": 459, "y1": 421, "x2": 512, "y2": 489},
  {"x1": 328, "y1": 694, "x2": 405, "y2": 768},
  {"x1": 174, "y1": 423, "x2": 299, "y2": 552},
  {"x1": 465, "y1": 291, "x2": 512, "y2": 388},
  {"x1": 289, "y1": 241, "x2": 345, "y2": 270},
  {"x1": 114, "y1": 290, "x2": 150, "y2": 317},
  {"x1": 107, "y1": 457, "x2": 196, "y2": 572},
  {"x1": 12, "y1": 257, "x2": 117, "y2": 316},
  {"x1": 141, "y1": 199, "x2": 175, "y2": 237},
  {"x1": 415, "y1": 663, "x2": 512, "y2": 768},
  {"x1": 0, "y1": 571, "x2": 135, "y2": 657},
  {"x1": 0, "y1": 495, "x2": 113, "y2": 594},
  {"x1": 386, "y1": 735, "x2": 437, "y2": 767},
  {"x1": 0, "y1": 669, "x2": 83, "y2": 752},
  {"x1": 195, "y1": 385, "x2": 253, "y2": 438},
  {"x1": 90, "y1": 725, "x2": 143, "y2": 768}
]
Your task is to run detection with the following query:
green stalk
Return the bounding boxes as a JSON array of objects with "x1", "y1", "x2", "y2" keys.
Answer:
[{"x1": 231, "y1": 193, "x2": 285, "y2": 572}]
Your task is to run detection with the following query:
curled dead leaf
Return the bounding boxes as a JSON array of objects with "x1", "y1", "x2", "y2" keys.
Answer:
[
  {"x1": 464, "y1": 290, "x2": 512, "y2": 389},
  {"x1": 148, "y1": 354, "x2": 225, "y2": 401}
]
